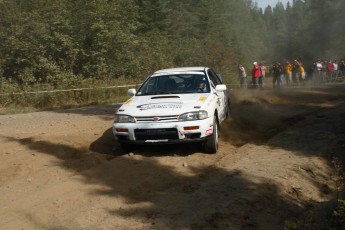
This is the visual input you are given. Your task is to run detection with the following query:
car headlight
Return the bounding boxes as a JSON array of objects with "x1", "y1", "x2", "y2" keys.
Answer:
[
  {"x1": 115, "y1": 114, "x2": 136, "y2": 123},
  {"x1": 178, "y1": 110, "x2": 208, "y2": 121}
]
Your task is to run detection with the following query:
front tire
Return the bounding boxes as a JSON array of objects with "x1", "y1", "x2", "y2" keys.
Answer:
[{"x1": 204, "y1": 116, "x2": 219, "y2": 153}]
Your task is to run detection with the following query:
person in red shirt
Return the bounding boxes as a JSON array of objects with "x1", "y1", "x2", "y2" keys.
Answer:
[
  {"x1": 252, "y1": 62, "x2": 260, "y2": 89},
  {"x1": 327, "y1": 61, "x2": 335, "y2": 82}
]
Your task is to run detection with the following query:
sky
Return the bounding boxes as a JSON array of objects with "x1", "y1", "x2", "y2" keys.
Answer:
[{"x1": 256, "y1": 0, "x2": 290, "y2": 9}]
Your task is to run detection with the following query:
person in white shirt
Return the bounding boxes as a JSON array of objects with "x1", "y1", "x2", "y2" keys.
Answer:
[
  {"x1": 333, "y1": 60, "x2": 338, "y2": 79},
  {"x1": 238, "y1": 64, "x2": 248, "y2": 89},
  {"x1": 316, "y1": 60, "x2": 322, "y2": 84}
]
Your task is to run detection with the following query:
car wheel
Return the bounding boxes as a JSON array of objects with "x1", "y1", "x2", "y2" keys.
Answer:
[{"x1": 204, "y1": 116, "x2": 219, "y2": 153}]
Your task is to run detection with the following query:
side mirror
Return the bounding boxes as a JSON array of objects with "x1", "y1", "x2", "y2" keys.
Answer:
[
  {"x1": 215, "y1": 84, "x2": 227, "y2": 92},
  {"x1": 128, "y1": 88, "x2": 136, "y2": 96}
]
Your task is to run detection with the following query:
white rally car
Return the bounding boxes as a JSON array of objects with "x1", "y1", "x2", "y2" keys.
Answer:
[{"x1": 112, "y1": 67, "x2": 231, "y2": 153}]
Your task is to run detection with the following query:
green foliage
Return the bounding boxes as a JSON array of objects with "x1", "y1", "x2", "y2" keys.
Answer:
[
  {"x1": 0, "y1": 0, "x2": 344, "y2": 111},
  {"x1": 0, "y1": 0, "x2": 266, "y2": 85}
]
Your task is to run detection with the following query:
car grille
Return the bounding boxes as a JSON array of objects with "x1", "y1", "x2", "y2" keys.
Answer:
[
  {"x1": 135, "y1": 115, "x2": 179, "y2": 122},
  {"x1": 134, "y1": 128, "x2": 178, "y2": 140}
]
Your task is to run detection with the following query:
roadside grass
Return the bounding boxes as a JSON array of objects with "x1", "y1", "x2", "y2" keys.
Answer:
[
  {"x1": 0, "y1": 89, "x2": 131, "y2": 115},
  {"x1": 0, "y1": 77, "x2": 139, "y2": 115}
]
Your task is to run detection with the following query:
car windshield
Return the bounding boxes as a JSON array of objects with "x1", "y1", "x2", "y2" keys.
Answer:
[{"x1": 136, "y1": 73, "x2": 211, "y2": 96}]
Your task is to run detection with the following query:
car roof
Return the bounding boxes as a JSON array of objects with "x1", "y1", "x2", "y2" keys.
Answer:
[{"x1": 153, "y1": 67, "x2": 208, "y2": 74}]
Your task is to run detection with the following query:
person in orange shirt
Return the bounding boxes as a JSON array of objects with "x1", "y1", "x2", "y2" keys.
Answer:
[
  {"x1": 259, "y1": 62, "x2": 266, "y2": 89},
  {"x1": 285, "y1": 61, "x2": 292, "y2": 86},
  {"x1": 299, "y1": 63, "x2": 306, "y2": 83}
]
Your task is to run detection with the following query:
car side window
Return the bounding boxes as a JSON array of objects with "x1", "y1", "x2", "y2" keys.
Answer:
[{"x1": 207, "y1": 69, "x2": 221, "y2": 86}]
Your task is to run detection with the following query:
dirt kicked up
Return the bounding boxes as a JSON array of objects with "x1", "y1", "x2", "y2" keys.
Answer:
[{"x1": 1, "y1": 83, "x2": 345, "y2": 230}]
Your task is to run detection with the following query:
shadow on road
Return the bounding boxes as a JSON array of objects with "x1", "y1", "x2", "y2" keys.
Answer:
[
  {"x1": 89, "y1": 127, "x2": 206, "y2": 157},
  {"x1": 0, "y1": 134, "x2": 305, "y2": 229}
]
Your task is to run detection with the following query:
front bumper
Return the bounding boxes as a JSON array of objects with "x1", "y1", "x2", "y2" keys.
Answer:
[{"x1": 112, "y1": 116, "x2": 214, "y2": 144}]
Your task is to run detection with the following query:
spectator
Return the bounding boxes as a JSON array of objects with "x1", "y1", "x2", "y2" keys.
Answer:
[
  {"x1": 252, "y1": 62, "x2": 260, "y2": 89},
  {"x1": 272, "y1": 62, "x2": 283, "y2": 88},
  {"x1": 327, "y1": 60, "x2": 335, "y2": 82},
  {"x1": 259, "y1": 62, "x2": 266, "y2": 89},
  {"x1": 238, "y1": 64, "x2": 248, "y2": 89},
  {"x1": 299, "y1": 62, "x2": 306, "y2": 84},
  {"x1": 321, "y1": 61, "x2": 327, "y2": 83},
  {"x1": 340, "y1": 60, "x2": 345, "y2": 77},
  {"x1": 285, "y1": 61, "x2": 292, "y2": 86},
  {"x1": 333, "y1": 60, "x2": 338, "y2": 80},
  {"x1": 315, "y1": 59, "x2": 323, "y2": 84},
  {"x1": 292, "y1": 60, "x2": 300, "y2": 86}
]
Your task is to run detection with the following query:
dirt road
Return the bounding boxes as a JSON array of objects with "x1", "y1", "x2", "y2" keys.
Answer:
[{"x1": 1, "y1": 83, "x2": 345, "y2": 229}]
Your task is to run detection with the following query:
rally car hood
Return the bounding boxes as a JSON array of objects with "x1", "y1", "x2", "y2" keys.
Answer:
[{"x1": 117, "y1": 93, "x2": 211, "y2": 116}]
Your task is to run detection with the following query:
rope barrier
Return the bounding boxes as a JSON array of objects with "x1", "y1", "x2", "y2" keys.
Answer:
[
  {"x1": 0, "y1": 83, "x2": 246, "y2": 96},
  {"x1": 0, "y1": 84, "x2": 141, "y2": 96},
  {"x1": 2, "y1": 80, "x2": 339, "y2": 96}
]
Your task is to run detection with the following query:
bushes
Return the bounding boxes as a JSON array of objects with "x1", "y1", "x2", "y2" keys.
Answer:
[{"x1": 0, "y1": 77, "x2": 135, "y2": 113}]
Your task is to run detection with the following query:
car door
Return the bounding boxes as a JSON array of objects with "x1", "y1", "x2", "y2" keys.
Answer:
[{"x1": 207, "y1": 69, "x2": 227, "y2": 122}]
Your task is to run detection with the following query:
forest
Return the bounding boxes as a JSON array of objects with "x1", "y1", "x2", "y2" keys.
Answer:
[{"x1": 0, "y1": 0, "x2": 344, "y2": 109}]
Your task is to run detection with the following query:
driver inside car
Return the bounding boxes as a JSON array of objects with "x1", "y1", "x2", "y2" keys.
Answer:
[{"x1": 196, "y1": 79, "x2": 207, "y2": 92}]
